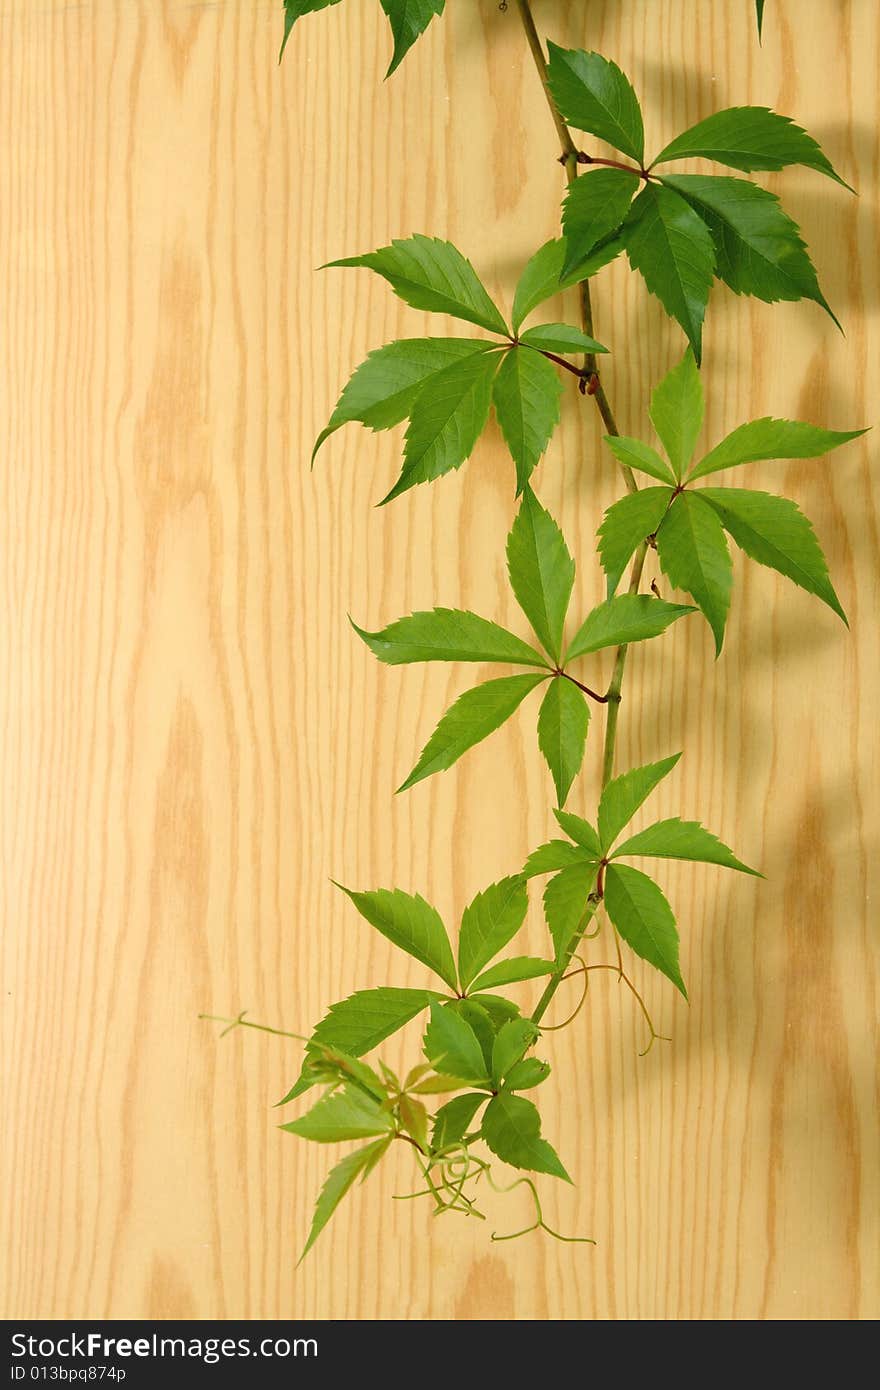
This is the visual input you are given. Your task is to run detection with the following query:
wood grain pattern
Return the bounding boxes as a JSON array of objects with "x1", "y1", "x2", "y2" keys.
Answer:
[{"x1": 1, "y1": 0, "x2": 877, "y2": 1320}]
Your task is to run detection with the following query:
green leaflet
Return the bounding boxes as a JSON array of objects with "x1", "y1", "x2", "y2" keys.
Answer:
[
  {"x1": 470, "y1": 956, "x2": 556, "y2": 992},
  {"x1": 328, "y1": 234, "x2": 508, "y2": 334},
  {"x1": 698, "y1": 487, "x2": 846, "y2": 622},
  {"x1": 523, "y1": 838, "x2": 593, "y2": 879},
  {"x1": 552, "y1": 808, "x2": 602, "y2": 857},
  {"x1": 506, "y1": 488, "x2": 575, "y2": 664},
  {"x1": 597, "y1": 753, "x2": 681, "y2": 852},
  {"x1": 649, "y1": 348, "x2": 704, "y2": 480},
  {"x1": 603, "y1": 863, "x2": 687, "y2": 998},
  {"x1": 432, "y1": 1093, "x2": 486, "y2": 1152},
  {"x1": 547, "y1": 44, "x2": 645, "y2": 163},
  {"x1": 301, "y1": 1046, "x2": 388, "y2": 1102},
  {"x1": 351, "y1": 608, "x2": 548, "y2": 668},
  {"x1": 624, "y1": 184, "x2": 716, "y2": 363},
  {"x1": 298, "y1": 1137, "x2": 391, "y2": 1261},
  {"x1": 543, "y1": 861, "x2": 599, "y2": 962},
  {"x1": 387, "y1": 348, "x2": 501, "y2": 501},
  {"x1": 689, "y1": 416, "x2": 866, "y2": 481},
  {"x1": 280, "y1": 1085, "x2": 394, "y2": 1143},
  {"x1": 597, "y1": 486, "x2": 674, "y2": 596},
  {"x1": 334, "y1": 884, "x2": 458, "y2": 991},
  {"x1": 481, "y1": 1092, "x2": 571, "y2": 1182},
  {"x1": 457, "y1": 876, "x2": 529, "y2": 991},
  {"x1": 398, "y1": 671, "x2": 549, "y2": 792},
  {"x1": 604, "y1": 436, "x2": 676, "y2": 486},
  {"x1": 312, "y1": 338, "x2": 492, "y2": 463},
  {"x1": 380, "y1": 0, "x2": 445, "y2": 77},
  {"x1": 280, "y1": 1, "x2": 342, "y2": 61},
  {"x1": 466, "y1": 994, "x2": 522, "y2": 1028},
  {"x1": 564, "y1": 594, "x2": 694, "y2": 662},
  {"x1": 504, "y1": 1058, "x2": 551, "y2": 1092},
  {"x1": 423, "y1": 1003, "x2": 489, "y2": 1083},
  {"x1": 660, "y1": 175, "x2": 837, "y2": 326},
  {"x1": 449, "y1": 999, "x2": 497, "y2": 1074},
  {"x1": 518, "y1": 323, "x2": 607, "y2": 356},
  {"x1": 492, "y1": 346, "x2": 563, "y2": 493},
  {"x1": 612, "y1": 816, "x2": 760, "y2": 875},
  {"x1": 656, "y1": 491, "x2": 733, "y2": 654},
  {"x1": 510, "y1": 237, "x2": 623, "y2": 331},
  {"x1": 561, "y1": 168, "x2": 641, "y2": 276},
  {"x1": 653, "y1": 106, "x2": 852, "y2": 191},
  {"x1": 491, "y1": 1019, "x2": 539, "y2": 1084},
  {"x1": 756, "y1": 0, "x2": 766, "y2": 40},
  {"x1": 398, "y1": 1095, "x2": 430, "y2": 1151},
  {"x1": 537, "y1": 677, "x2": 590, "y2": 808}
]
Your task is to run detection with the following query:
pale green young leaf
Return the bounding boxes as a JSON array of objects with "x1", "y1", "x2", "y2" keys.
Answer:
[
  {"x1": 280, "y1": 0, "x2": 341, "y2": 61},
  {"x1": 519, "y1": 323, "x2": 608, "y2": 355},
  {"x1": 561, "y1": 168, "x2": 641, "y2": 276},
  {"x1": 603, "y1": 863, "x2": 687, "y2": 997},
  {"x1": 624, "y1": 184, "x2": 715, "y2": 362},
  {"x1": 351, "y1": 608, "x2": 548, "y2": 668},
  {"x1": 699, "y1": 487, "x2": 846, "y2": 621},
  {"x1": 597, "y1": 752, "x2": 682, "y2": 851},
  {"x1": 543, "y1": 862, "x2": 599, "y2": 961},
  {"x1": 470, "y1": 956, "x2": 556, "y2": 991},
  {"x1": 659, "y1": 176, "x2": 838, "y2": 327},
  {"x1": 504, "y1": 1058, "x2": 551, "y2": 1092},
  {"x1": 604, "y1": 435, "x2": 676, "y2": 486},
  {"x1": 398, "y1": 671, "x2": 548, "y2": 792},
  {"x1": 398, "y1": 1095, "x2": 430, "y2": 1151},
  {"x1": 327, "y1": 235, "x2": 508, "y2": 334},
  {"x1": 432, "y1": 1093, "x2": 486, "y2": 1151},
  {"x1": 597, "y1": 486, "x2": 674, "y2": 596},
  {"x1": 303, "y1": 1045, "x2": 387, "y2": 1102},
  {"x1": 688, "y1": 417, "x2": 866, "y2": 482},
  {"x1": 537, "y1": 677, "x2": 590, "y2": 808},
  {"x1": 380, "y1": 0, "x2": 445, "y2": 77},
  {"x1": 523, "y1": 838, "x2": 594, "y2": 879},
  {"x1": 547, "y1": 44, "x2": 645, "y2": 163},
  {"x1": 410, "y1": 1074, "x2": 469, "y2": 1095},
  {"x1": 298, "y1": 1137, "x2": 390, "y2": 1261},
  {"x1": 386, "y1": 349, "x2": 501, "y2": 501},
  {"x1": 458, "y1": 876, "x2": 529, "y2": 990},
  {"x1": 492, "y1": 1019, "x2": 539, "y2": 1084},
  {"x1": 653, "y1": 107, "x2": 852, "y2": 191},
  {"x1": 650, "y1": 348, "x2": 704, "y2": 479},
  {"x1": 335, "y1": 884, "x2": 457, "y2": 991},
  {"x1": 482, "y1": 1093, "x2": 571, "y2": 1181},
  {"x1": 506, "y1": 488, "x2": 575, "y2": 663},
  {"x1": 492, "y1": 346, "x2": 563, "y2": 493},
  {"x1": 656, "y1": 491, "x2": 733, "y2": 654},
  {"x1": 553, "y1": 808, "x2": 602, "y2": 857},
  {"x1": 312, "y1": 338, "x2": 492, "y2": 464},
  {"x1": 565, "y1": 594, "x2": 694, "y2": 662},
  {"x1": 612, "y1": 816, "x2": 761, "y2": 874},
  {"x1": 423, "y1": 1003, "x2": 488, "y2": 1083},
  {"x1": 280, "y1": 1085, "x2": 394, "y2": 1143}
]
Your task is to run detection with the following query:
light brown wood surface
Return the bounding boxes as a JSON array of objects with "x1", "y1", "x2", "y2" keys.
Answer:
[{"x1": 1, "y1": 0, "x2": 878, "y2": 1321}]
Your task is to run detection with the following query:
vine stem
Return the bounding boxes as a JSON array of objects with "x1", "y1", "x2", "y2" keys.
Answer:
[{"x1": 514, "y1": 0, "x2": 648, "y2": 1026}]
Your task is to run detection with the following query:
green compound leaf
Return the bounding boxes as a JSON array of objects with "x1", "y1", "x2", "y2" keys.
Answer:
[
  {"x1": 298, "y1": 1137, "x2": 391, "y2": 1261},
  {"x1": 537, "y1": 677, "x2": 590, "y2": 808},
  {"x1": 613, "y1": 816, "x2": 761, "y2": 875},
  {"x1": 598, "y1": 486, "x2": 674, "y2": 597},
  {"x1": 547, "y1": 44, "x2": 645, "y2": 163},
  {"x1": 482, "y1": 1093, "x2": 571, "y2": 1182},
  {"x1": 598, "y1": 752, "x2": 682, "y2": 852},
  {"x1": 335, "y1": 884, "x2": 457, "y2": 991},
  {"x1": 470, "y1": 956, "x2": 556, "y2": 992},
  {"x1": 688, "y1": 417, "x2": 866, "y2": 482},
  {"x1": 280, "y1": 1, "x2": 342, "y2": 61},
  {"x1": 649, "y1": 348, "x2": 704, "y2": 480},
  {"x1": 380, "y1": 0, "x2": 445, "y2": 77},
  {"x1": 660, "y1": 175, "x2": 838, "y2": 326},
  {"x1": 698, "y1": 487, "x2": 846, "y2": 622},
  {"x1": 352, "y1": 608, "x2": 548, "y2": 668},
  {"x1": 492, "y1": 346, "x2": 563, "y2": 493},
  {"x1": 604, "y1": 435, "x2": 676, "y2": 486},
  {"x1": 653, "y1": 106, "x2": 852, "y2": 191},
  {"x1": 656, "y1": 491, "x2": 733, "y2": 654},
  {"x1": 561, "y1": 168, "x2": 641, "y2": 276},
  {"x1": 624, "y1": 183, "x2": 715, "y2": 363},
  {"x1": 423, "y1": 1003, "x2": 489, "y2": 1083},
  {"x1": 553, "y1": 809, "x2": 602, "y2": 857},
  {"x1": 523, "y1": 838, "x2": 594, "y2": 879},
  {"x1": 398, "y1": 671, "x2": 548, "y2": 792},
  {"x1": 458, "y1": 876, "x2": 529, "y2": 991},
  {"x1": 543, "y1": 861, "x2": 599, "y2": 961},
  {"x1": 518, "y1": 323, "x2": 608, "y2": 355},
  {"x1": 504, "y1": 1058, "x2": 551, "y2": 1092},
  {"x1": 506, "y1": 488, "x2": 575, "y2": 664},
  {"x1": 432, "y1": 1093, "x2": 487, "y2": 1152},
  {"x1": 281, "y1": 1085, "x2": 394, "y2": 1144},
  {"x1": 313, "y1": 338, "x2": 492, "y2": 464},
  {"x1": 565, "y1": 594, "x2": 694, "y2": 662},
  {"x1": 386, "y1": 349, "x2": 501, "y2": 501},
  {"x1": 491, "y1": 1019, "x2": 539, "y2": 1084},
  {"x1": 327, "y1": 234, "x2": 508, "y2": 334},
  {"x1": 603, "y1": 863, "x2": 687, "y2": 998}
]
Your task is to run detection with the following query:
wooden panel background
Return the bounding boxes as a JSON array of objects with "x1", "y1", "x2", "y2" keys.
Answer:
[{"x1": 1, "y1": 0, "x2": 877, "y2": 1321}]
